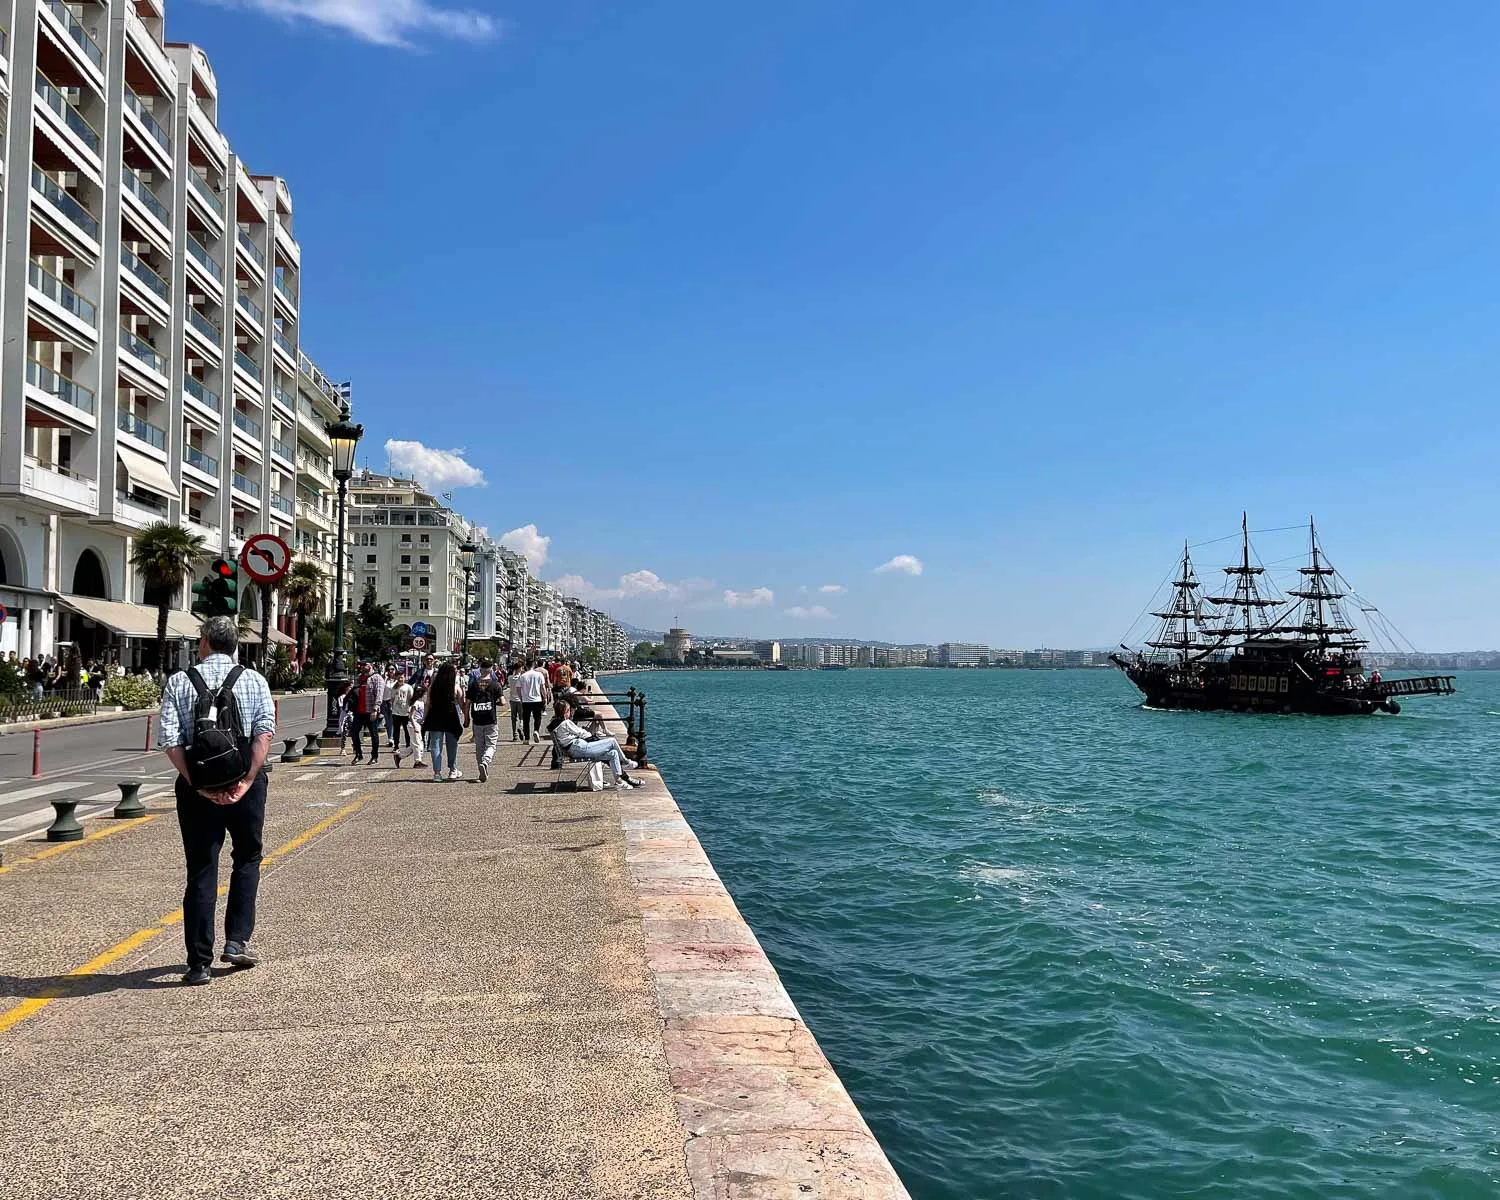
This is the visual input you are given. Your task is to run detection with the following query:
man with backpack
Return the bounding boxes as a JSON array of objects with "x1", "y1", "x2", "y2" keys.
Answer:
[{"x1": 158, "y1": 615, "x2": 276, "y2": 986}]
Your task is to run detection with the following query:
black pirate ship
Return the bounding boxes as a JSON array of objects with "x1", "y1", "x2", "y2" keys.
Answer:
[{"x1": 1111, "y1": 517, "x2": 1456, "y2": 716}]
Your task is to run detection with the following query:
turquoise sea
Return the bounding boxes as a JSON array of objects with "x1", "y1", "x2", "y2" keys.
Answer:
[{"x1": 614, "y1": 667, "x2": 1500, "y2": 1199}]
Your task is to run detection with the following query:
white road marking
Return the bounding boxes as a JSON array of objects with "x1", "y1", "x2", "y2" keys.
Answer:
[
  {"x1": 333, "y1": 771, "x2": 355, "y2": 781},
  {"x1": 337, "y1": 787, "x2": 360, "y2": 797},
  {"x1": 0, "y1": 780, "x2": 93, "y2": 805},
  {"x1": 296, "y1": 772, "x2": 322, "y2": 782}
]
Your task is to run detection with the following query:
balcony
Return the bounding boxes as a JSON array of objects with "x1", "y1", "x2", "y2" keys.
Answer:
[
  {"x1": 187, "y1": 235, "x2": 223, "y2": 284},
  {"x1": 232, "y1": 408, "x2": 261, "y2": 439},
  {"x1": 116, "y1": 489, "x2": 169, "y2": 526},
  {"x1": 234, "y1": 348, "x2": 262, "y2": 383},
  {"x1": 26, "y1": 357, "x2": 94, "y2": 415},
  {"x1": 271, "y1": 437, "x2": 295, "y2": 463},
  {"x1": 232, "y1": 472, "x2": 261, "y2": 499},
  {"x1": 237, "y1": 228, "x2": 266, "y2": 270},
  {"x1": 297, "y1": 500, "x2": 332, "y2": 530},
  {"x1": 31, "y1": 168, "x2": 99, "y2": 240},
  {"x1": 35, "y1": 72, "x2": 100, "y2": 154},
  {"x1": 189, "y1": 171, "x2": 224, "y2": 219},
  {"x1": 119, "y1": 327, "x2": 167, "y2": 376},
  {"x1": 123, "y1": 166, "x2": 171, "y2": 229},
  {"x1": 117, "y1": 409, "x2": 166, "y2": 450},
  {"x1": 235, "y1": 289, "x2": 264, "y2": 325},
  {"x1": 272, "y1": 385, "x2": 297, "y2": 415},
  {"x1": 187, "y1": 306, "x2": 221, "y2": 345},
  {"x1": 184, "y1": 375, "x2": 221, "y2": 412},
  {"x1": 297, "y1": 455, "x2": 333, "y2": 487},
  {"x1": 273, "y1": 329, "x2": 296, "y2": 361},
  {"x1": 120, "y1": 246, "x2": 169, "y2": 302},
  {"x1": 184, "y1": 515, "x2": 219, "y2": 544},
  {"x1": 270, "y1": 494, "x2": 294, "y2": 517},
  {"x1": 123, "y1": 86, "x2": 171, "y2": 154},
  {"x1": 43, "y1": 0, "x2": 103, "y2": 72},
  {"x1": 183, "y1": 445, "x2": 219, "y2": 476},
  {"x1": 23, "y1": 457, "x2": 98, "y2": 512},
  {"x1": 274, "y1": 272, "x2": 298, "y2": 307},
  {"x1": 28, "y1": 259, "x2": 96, "y2": 326}
]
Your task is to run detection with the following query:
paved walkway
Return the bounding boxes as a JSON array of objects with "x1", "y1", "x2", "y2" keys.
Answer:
[{"x1": 0, "y1": 695, "x2": 909, "y2": 1199}]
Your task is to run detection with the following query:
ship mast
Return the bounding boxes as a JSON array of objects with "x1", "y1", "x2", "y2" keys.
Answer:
[
  {"x1": 1146, "y1": 542, "x2": 1218, "y2": 662},
  {"x1": 1282, "y1": 516, "x2": 1364, "y2": 651},
  {"x1": 1204, "y1": 513, "x2": 1281, "y2": 639}
]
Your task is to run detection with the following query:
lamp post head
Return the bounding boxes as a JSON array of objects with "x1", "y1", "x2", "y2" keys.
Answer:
[
  {"x1": 326, "y1": 402, "x2": 363, "y2": 481},
  {"x1": 460, "y1": 538, "x2": 477, "y2": 573}
]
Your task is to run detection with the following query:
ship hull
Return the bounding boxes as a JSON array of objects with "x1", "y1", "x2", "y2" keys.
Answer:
[{"x1": 1110, "y1": 654, "x2": 1394, "y2": 716}]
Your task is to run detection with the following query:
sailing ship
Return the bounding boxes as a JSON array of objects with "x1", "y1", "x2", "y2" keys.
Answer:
[{"x1": 1111, "y1": 517, "x2": 1455, "y2": 716}]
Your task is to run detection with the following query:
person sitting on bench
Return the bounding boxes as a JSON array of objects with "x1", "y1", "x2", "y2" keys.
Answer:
[{"x1": 550, "y1": 699, "x2": 642, "y2": 789}]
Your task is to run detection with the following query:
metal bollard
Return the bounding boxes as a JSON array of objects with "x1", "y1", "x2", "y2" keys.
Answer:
[
  {"x1": 626, "y1": 687, "x2": 638, "y2": 746},
  {"x1": 113, "y1": 781, "x2": 147, "y2": 820},
  {"x1": 636, "y1": 694, "x2": 648, "y2": 768},
  {"x1": 46, "y1": 800, "x2": 84, "y2": 842},
  {"x1": 32, "y1": 728, "x2": 41, "y2": 778},
  {"x1": 280, "y1": 737, "x2": 303, "y2": 763},
  {"x1": 303, "y1": 732, "x2": 321, "y2": 757},
  {"x1": 144, "y1": 715, "x2": 152, "y2": 752}
]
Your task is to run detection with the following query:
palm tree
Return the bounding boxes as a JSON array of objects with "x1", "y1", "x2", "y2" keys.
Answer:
[
  {"x1": 130, "y1": 523, "x2": 207, "y2": 674},
  {"x1": 282, "y1": 560, "x2": 326, "y2": 667}
]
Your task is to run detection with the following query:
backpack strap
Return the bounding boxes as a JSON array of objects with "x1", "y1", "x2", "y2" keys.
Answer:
[
  {"x1": 216, "y1": 665, "x2": 245, "y2": 706},
  {"x1": 185, "y1": 666, "x2": 211, "y2": 703}
]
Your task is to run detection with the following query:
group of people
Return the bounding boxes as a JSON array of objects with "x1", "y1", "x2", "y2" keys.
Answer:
[
  {"x1": 330, "y1": 653, "x2": 642, "y2": 788},
  {"x1": 6, "y1": 651, "x2": 134, "y2": 699}
]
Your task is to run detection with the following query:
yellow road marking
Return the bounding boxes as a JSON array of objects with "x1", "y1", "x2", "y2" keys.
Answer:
[
  {"x1": 0, "y1": 797, "x2": 367, "y2": 1035},
  {"x1": 0, "y1": 814, "x2": 164, "y2": 876}
]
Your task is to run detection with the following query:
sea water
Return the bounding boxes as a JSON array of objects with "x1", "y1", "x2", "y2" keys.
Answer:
[{"x1": 615, "y1": 668, "x2": 1500, "y2": 1199}]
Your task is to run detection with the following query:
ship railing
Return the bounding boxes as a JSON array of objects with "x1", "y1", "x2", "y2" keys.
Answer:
[{"x1": 1372, "y1": 675, "x2": 1457, "y2": 698}]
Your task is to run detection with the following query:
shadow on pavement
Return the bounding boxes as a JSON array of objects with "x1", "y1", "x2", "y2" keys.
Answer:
[{"x1": 0, "y1": 965, "x2": 181, "y2": 1000}]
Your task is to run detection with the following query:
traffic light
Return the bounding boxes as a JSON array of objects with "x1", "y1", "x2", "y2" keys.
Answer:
[{"x1": 190, "y1": 558, "x2": 240, "y2": 617}]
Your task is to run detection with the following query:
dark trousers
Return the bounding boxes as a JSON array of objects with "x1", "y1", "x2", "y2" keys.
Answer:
[
  {"x1": 176, "y1": 772, "x2": 268, "y2": 969},
  {"x1": 521, "y1": 700, "x2": 546, "y2": 738},
  {"x1": 351, "y1": 711, "x2": 381, "y2": 760},
  {"x1": 390, "y1": 715, "x2": 413, "y2": 749}
]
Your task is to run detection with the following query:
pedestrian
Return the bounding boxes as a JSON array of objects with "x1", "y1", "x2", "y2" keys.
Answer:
[
  {"x1": 381, "y1": 666, "x2": 398, "y2": 746},
  {"x1": 508, "y1": 665, "x2": 524, "y2": 741},
  {"x1": 550, "y1": 698, "x2": 643, "y2": 789},
  {"x1": 422, "y1": 661, "x2": 468, "y2": 782},
  {"x1": 555, "y1": 658, "x2": 573, "y2": 690},
  {"x1": 546, "y1": 657, "x2": 562, "y2": 690},
  {"x1": 409, "y1": 685, "x2": 427, "y2": 769},
  {"x1": 516, "y1": 658, "x2": 551, "y2": 743},
  {"x1": 350, "y1": 662, "x2": 385, "y2": 765},
  {"x1": 390, "y1": 673, "x2": 415, "y2": 765},
  {"x1": 468, "y1": 660, "x2": 503, "y2": 782},
  {"x1": 158, "y1": 615, "x2": 276, "y2": 986}
]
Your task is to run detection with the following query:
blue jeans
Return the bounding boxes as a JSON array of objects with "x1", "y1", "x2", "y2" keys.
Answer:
[
  {"x1": 569, "y1": 736, "x2": 625, "y2": 779},
  {"x1": 175, "y1": 772, "x2": 267, "y2": 969},
  {"x1": 428, "y1": 730, "x2": 459, "y2": 776}
]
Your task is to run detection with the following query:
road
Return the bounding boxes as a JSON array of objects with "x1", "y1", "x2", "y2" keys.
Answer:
[{"x1": 0, "y1": 693, "x2": 328, "y2": 845}]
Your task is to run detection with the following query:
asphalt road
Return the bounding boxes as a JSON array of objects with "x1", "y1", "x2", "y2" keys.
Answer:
[{"x1": 0, "y1": 693, "x2": 329, "y2": 845}]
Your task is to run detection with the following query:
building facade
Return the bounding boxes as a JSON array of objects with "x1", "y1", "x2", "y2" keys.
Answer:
[{"x1": 0, "y1": 0, "x2": 343, "y2": 664}]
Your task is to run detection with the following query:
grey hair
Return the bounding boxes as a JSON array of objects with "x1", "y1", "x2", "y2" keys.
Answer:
[{"x1": 200, "y1": 616, "x2": 239, "y2": 655}]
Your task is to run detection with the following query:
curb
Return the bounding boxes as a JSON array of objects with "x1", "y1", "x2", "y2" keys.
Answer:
[{"x1": 0, "y1": 709, "x2": 145, "y2": 737}]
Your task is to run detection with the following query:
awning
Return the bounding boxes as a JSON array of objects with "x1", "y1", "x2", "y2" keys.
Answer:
[
  {"x1": 117, "y1": 445, "x2": 177, "y2": 501},
  {"x1": 58, "y1": 596, "x2": 205, "y2": 640},
  {"x1": 238, "y1": 628, "x2": 295, "y2": 646}
]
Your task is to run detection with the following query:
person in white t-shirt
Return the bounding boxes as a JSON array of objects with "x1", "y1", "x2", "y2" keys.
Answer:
[
  {"x1": 390, "y1": 677, "x2": 415, "y2": 766},
  {"x1": 515, "y1": 660, "x2": 551, "y2": 743}
]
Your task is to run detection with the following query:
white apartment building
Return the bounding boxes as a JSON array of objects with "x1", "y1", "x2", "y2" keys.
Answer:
[
  {"x1": 0, "y1": 0, "x2": 342, "y2": 664},
  {"x1": 288, "y1": 352, "x2": 346, "y2": 622}
]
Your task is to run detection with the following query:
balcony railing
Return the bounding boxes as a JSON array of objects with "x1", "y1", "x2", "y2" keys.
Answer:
[
  {"x1": 190, "y1": 171, "x2": 224, "y2": 218},
  {"x1": 234, "y1": 348, "x2": 262, "y2": 382},
  {"x1": 26, "y1": 357, "x2": 95, "y2": 414},
  {"x1": 123, "y1": 166, "x2": 171, "y2": 227},
  {"x1": 237, "y1": 228, "x2": 266, "y2": 269},
  {"x1": 187, "y1": 235, "x2": 223, "y2": 283},
  {"x1": 232, "y1": 408, "x2": 262, "y2": 439},
  {"x1": 35, "y1": 72, "x2": 100, "y2": 153},
  {"x1": 120, "y1": 246, "x2": 169, "y2": 300},
  {"x1": 275, "y1": 272, "x2": 299, "y2": 306},
  {"x1": 272, "y1": 438, "x2": 295, "y2": 463},
  {"x1": 232, "y1": 472, "x2": 261, "y2": 498},
  {"x1": 273, "y1": 386, "x2": 297, "y2": 413},
  {"x1": 123, "y1": 86, "x2": 171, "y2": 153},
  {"x1": 270, "y1": 494, "x2": 294, "y2": 516},
  {"x1": 184, "y1": 375, "x2": 221, "y2": 412},
  {"x1": 44, "y1": 0, "x2": 103, "y2": 71},
  {"x1": 31, "y1": 167, "x2": 99, "y2": 239},
  {"x1": 273, "y1": 329, "x2": 296, "y2": 359},
  {"x1": 28, "y1": 259, "x2": 96, "y2": 325},
  {"x1": 183, "y1": 445, "x2": 219, "y2": 475},
  {"x1": 119, "y1": 327, "x2": 167, "y2": 375},
  {"x1": 117, "y1": 409, "x2": 166, "y2": 450},
  {"x1": 117, "y1": 488, "x2": 168, "y2": 515},
  {"x1": 236, "y1": 289, "x2": 264, "y2": 325},
  {"x1": 187, "y1": 307, "x2": 221, "y2": 345}
]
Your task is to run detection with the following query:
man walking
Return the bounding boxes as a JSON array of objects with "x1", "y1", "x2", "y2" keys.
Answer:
[
  {"x1": 516, "y1": 659, "x2": 551, "y2": 743},
  {"x1": 158, "y1": 616, "x2": 276, "y2": 986},
  {"x1": 468, "y1": 660, "x2": 503, "y2": 782},
  {"x1": 350, "y1": 662, "x2": 386, "y2": 764}
]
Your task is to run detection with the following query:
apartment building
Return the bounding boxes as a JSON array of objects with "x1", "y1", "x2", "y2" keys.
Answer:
[
  {"x1": 938, "y1": 642, "x2": 991, "y2": 666},
  {"x1": 0, "y1": 0, "x2": 343, "y2": 664}
]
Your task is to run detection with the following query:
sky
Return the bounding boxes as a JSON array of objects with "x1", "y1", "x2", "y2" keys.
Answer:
[{"x1": 175, "y1": 0, "x2": 1500, "y2": 647}]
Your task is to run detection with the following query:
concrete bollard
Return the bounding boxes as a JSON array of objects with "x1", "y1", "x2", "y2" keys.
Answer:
[
  {"x1": 280, "y1": 737, "x2": 303, "y2": 764},
  {"x1": 302, "y1": 732, "x2": 321, "y2": 757},
  {"x1": 113, "y1": 781, "x2": 147, "y2": 820},
  {"x1": 46, "y1": 800, "x2": 84, "y2": 842}
]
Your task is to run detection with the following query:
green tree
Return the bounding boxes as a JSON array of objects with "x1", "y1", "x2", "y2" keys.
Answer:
[
  {"x1": 582, "y1": 647, "x2": 601, "y2": 669},
  {"x1": 130, "y1": 522, "x2": 207, "y2": 673},
  {"x1": 631, "y1": 641, "x2": 657, "y2": 664},
  {"x1": 281, "y1": 560, "x2": 326, "y2": 666},
  {"x1": 353, "y1": 581, "x2": 396, "y2": 660}
]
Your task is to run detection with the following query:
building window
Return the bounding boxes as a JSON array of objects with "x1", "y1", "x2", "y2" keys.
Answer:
[
  {"x1": 365, "y1": 554, "x2": 376, "y2": 565},
  {"x1": 418, "y1": 600, "x2": 429, "y2": 612},
  {"x1": 400, "y1": 599, "x2": 410, "y2": 611},
  {"x1": 400, "y1": 555, "x2": 411, "y2": 565},
  {"x1": 401, "y1": 533, "x2": 411, "y2": 543},
  {"x1": 365, "y1": 575, "x2": 377, "y2": 589},
  {"x1": 400, "y1": 576, "x2": 411, "y2": 587},
  {"x1": 419, "y1": 555, "x2": 429, "y2": 566},
  {"x1": 420, "y1": 534, "x2": 430, "y2": 544},
  {"x1": 419, "y1": 577, "x2": 430, "y2": 588}
]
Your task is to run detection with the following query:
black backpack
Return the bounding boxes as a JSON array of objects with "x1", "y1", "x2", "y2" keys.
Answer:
[{"x1": 184, "y1": 665, "x2": 250, "y2": 791}]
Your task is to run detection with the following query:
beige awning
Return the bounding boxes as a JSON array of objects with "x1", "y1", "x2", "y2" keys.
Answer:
[
  {"x1": 59, "y1": 596, "x2": 205, "y2": 641},
  {"x1": 239, "y1": 627, "x2": 296, "y2": 646},
  {"x1": 118, "y1": 445, "x2": 177, "y2": 500},
  {"x1": 167, "y1": 611, "x2": 206, "y2": 639}
]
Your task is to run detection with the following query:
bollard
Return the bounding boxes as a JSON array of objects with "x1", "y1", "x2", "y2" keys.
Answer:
[
  {"x1": 280, "y1": 737, "x2": 303, "y2": 764},
  {"x1": 274, "y1": 698, "x2": 280, "y2": 728},
  {"x1": 32, "y1": 728, "x2": 42, "y2": 778},
  {"x1": 626, "y1": 687, "x2": 638, "y2": 746},
  {"x1": 143, "y1": 714, "x2": 152, "y2": 752},
  {"x1": 636, "y1": 694, "x2": 649, "y2": 768},
  {"x1": 303, "y1": 732, "x2": 321, "y2": 757},
  {"x1": 113, "y1": 781, "x2": 147, "y2": 820},
  {"x1": 46, "y1": 800, "x2": 84, "y2": 842}
]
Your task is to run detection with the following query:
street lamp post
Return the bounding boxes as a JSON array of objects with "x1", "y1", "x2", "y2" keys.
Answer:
[
  {"x1": 320, "y1": 402, "x2": 364, "y2": 741},
  {"x1": 459, "y1": 538, "x2": 477, "y2": 663}
]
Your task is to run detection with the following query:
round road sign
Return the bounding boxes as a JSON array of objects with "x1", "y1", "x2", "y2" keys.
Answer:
[
  {"x1": 240, "y1": 533, "x2": 292, "y2": 585},
  {"x1": 0, "y1": 603, "x2": 8, "y2": 624},
  {"x1": 411, "y1": 636, "x2": 428, "y2": 650}
]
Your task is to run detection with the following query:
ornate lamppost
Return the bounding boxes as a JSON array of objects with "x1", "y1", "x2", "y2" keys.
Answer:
[
  {"x1": 320, "y1": 402, "x2": 363, "y2": 740},
  {"x1": 459, "y1": 537, "x2": 477, "y2": 662}
]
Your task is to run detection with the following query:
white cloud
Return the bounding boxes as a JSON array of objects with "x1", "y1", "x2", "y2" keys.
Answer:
[
  {"x1": 785, "y1": 605, "x2": 833, "y2": 619},
  {"x1": 817, "y1": 583, "x2": 847, "y2": 595},
  {"x1": 724, "y1": 587, "x2": 774, "y2": 609},
  {"x1": 211, "y1": 0, "x2": 499, "y2": 46},
  {"x1": 499, "y1": 524, "x2": 550, "y2": 569},
  {"x1": 385, "y1": 439, "x2": 486, "y2": 490},
  {"x1": 552, "y1": 570, "x2": 715, "y2": 606},
  {"x1": 874, "y1": 554, "x2": 924, "y2": 576}
]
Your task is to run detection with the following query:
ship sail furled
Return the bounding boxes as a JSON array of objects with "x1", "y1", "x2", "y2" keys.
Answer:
[
  {"x1": 1277, "y1": 518, "x2": 1365, "y2": 649},
  {"x1": 1145, "y1": 543, "x2": 1224, "y2": 661},
  {"x1": 1204, "y1": 513, "x2": 1283, "y2": 638}
]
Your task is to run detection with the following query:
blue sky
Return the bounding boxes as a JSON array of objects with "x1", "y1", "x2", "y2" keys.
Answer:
[{"x1": 181, "y1": 0, "x2": 1498, "y2": 647}]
